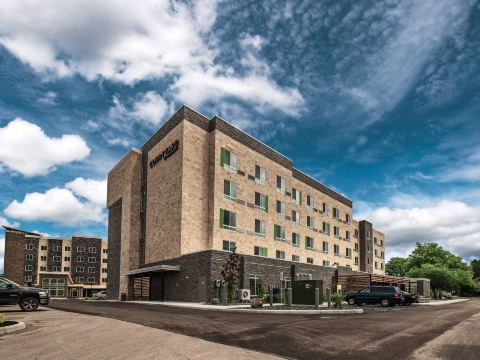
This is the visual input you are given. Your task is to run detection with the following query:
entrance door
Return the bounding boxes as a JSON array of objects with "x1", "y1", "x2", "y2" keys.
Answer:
[
  {"x1": 197, "y1": 276, "x2": 207, "y2": 302},
  {"x1": 69, "y1": 288, "x2": 78, "y2": 298},
  {"x1": 133, "y1": 276, "x2": 150, "y2": 301}
]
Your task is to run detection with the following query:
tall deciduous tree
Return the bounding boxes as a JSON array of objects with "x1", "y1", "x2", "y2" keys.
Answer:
[{"x1": 385, "y1": 257, "x2": 410, "y2": 276}]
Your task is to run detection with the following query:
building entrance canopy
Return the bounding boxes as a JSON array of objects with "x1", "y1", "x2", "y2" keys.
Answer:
[{"x1": 123, "y1": 264, "x2": 180, "y2": 276}]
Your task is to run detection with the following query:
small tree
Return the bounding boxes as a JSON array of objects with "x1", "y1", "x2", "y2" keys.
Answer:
[
  {"x1": 221, "y1": 250, "x2": 241, "y2": 303},
  {"x1": 257, "y1": 277, "x2": 266, "y2": 300}
]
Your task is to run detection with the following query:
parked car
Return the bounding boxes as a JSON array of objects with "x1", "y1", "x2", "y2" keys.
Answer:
[
  {"x1": 0, "y1": 276, "x2": 49, "y2": 311},
  {"x1": 399, "y1": 291, "x2": 419, "y2": 306},
  {"x1": 345, "y1": 286, "x2": 403, "y2": 307},
  {"x1": 93, "y1": 291, "x2": 107, "y2": 300}
]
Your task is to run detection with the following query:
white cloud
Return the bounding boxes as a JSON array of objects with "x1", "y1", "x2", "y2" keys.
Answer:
[
  {"x1": 0, "y1": 216, "x2": 19, "y2": 228},
  {"x1": 65, "y1": 177, "x2": 107, "y2": 207},
  {"x1": 131, "y1": 91, "x2": 174, "y2": 126},
  {"x1": 4, "y1": 187, "x2": 105, "y2": 226},
  {"x1": 37, "y1": 91, "x2": 57, "y2": 105},
  {"x1": 240, "y1": 34, "x2": 264, "y2": 50},
  {"x1": 0, "y1": 0, "x2": 303, "y2": 115},
  {"x1": 358, "y1": 198, "x2": 480, "y2": 261},
  {"x1": 0, "y1": 118, "x2": 91, "y2": 176}
]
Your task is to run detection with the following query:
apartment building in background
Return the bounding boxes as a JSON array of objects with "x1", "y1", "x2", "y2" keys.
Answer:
[
  {"x1": 3, "y1": 226, "x2": 108, "y2": 297},
  {"x1": 107, "y1": 105, "x2": 386, "y2": 302}
]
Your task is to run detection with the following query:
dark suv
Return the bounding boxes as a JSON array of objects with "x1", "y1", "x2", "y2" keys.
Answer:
[
  {"x1": 0, "y1": 277, "x2": 49, "y2": 311},
  {"x1": 345, "y1": 286, "x2": 403, "y2": 307}
]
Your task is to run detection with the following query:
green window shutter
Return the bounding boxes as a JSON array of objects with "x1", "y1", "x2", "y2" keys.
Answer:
[
  {"x1": 220, "y1": 147, "x2": 225, "y2": 167},
  {"x1": 299, "y1": 191, "x2": 302, "y2": 205},
  {"x1": 327, "y1": 223, "x2": 330, "y2": 235},
  {"x1": 264, "y1": 248, "x2": 268, "y2": 257},
  {"x1": 274, "y1": 224, "x2": 278, "y2": 240},
  {"x1": 305, "y1": 236, "x2": 308, "y2": 249},
  {"x1": 265, "y1": 195, "x2": 268, "y2": 213},
  {"x1": 219, "y1": 209, "x2": 224, "y2": 229}
]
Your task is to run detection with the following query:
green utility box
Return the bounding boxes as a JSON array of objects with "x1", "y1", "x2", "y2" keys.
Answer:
[{"x1": 291, "y1": 280, "x2": 324, "y2": 305}]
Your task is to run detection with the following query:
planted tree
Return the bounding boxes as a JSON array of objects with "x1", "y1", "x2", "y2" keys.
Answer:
[{"x1": 221, "y1": 250, "x2": 241, "y2": 303}]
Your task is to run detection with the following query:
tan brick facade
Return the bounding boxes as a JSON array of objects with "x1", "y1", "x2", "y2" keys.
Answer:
[{"x1": 107, "y1": 105, "x2": 386, "y2": 300}]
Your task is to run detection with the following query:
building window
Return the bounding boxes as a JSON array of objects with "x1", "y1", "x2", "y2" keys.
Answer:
[
  {"x1": 346, "y1": 248, "x2": 352, "y2": 259},
  {"x1": 249, "y1": 275, "x2": 260, "y2": 297},
  {"x1": 77, "y1": 246, "x2": 85, "y2": 252},
  {"x1": 102, "y1": 258, "x2": 108, "y2": 264},
  {"x1": 375, "y1": 261, "x2": 378, "y2": 269},
  {"x1": 64, "y1": 256, "x2": 71, "y2": 261},
  {"x1": 274, "y1": 224, "x2": 286, "y2": 241},
  {"x1": 40, "y1": 255, "x2": 47, "y2": 261},
  {"x1": 102, "y1": 278, "x2": 107, "y2": 283},
  {"x1": 305, "y1": 236, "x2": 314, "y2": 250},
  {"x1": 354, "y1": 229, "x2": 359, "y2": 238},
  {"x1": 345, "y1": 213, "x2": 351, "y2": 223},
  {"x1": 346, "y1": 231, "x2": 351, "y2": 240},
  {"x1": 380, "y1": 263, "x2": 384, "y2": 270},
  {"x1": 88, "y1": 247, "x2": 97, "y2": 253},
  {"x1": 292, "y1": 188, "x2": 301, "y2": 204},
  {"x1": 40, "y1": 266, "x2": 47, "y2": 271},
  {"x1": 380, "y1": 239, "x2": 383, "y2": 246},
  {"x1": 26, "y1": 243, "x2": 34, "y2": 250},
  {"x1": 355, "y1": 257, "x2": 359, "y2": 265},
  {"x1": 354, "y1": 243, "x2": 359, "y2": 251},
  {"x1": 254, "y1": 246, "x2": 268, "y2": 257},
  {"x1": 375, "y1": 249, "x2": 378, "y2": 257},
  {"x1": 254, "y1": 219, "x2": 265, "y2": 237},
  {"x1": 64, "y1": 267, "x2": 70, "y2": 272},
  {"x1": 24, "y1": 276, "x2": 33, "y2": 283},
  {"x1": 25, "y1": 254, "x2": 33, "y2": 261},
  {"x1": 42, "y1": 278, "x2": 65, "y2": 296},
  {"x1": 323, "y1": 260, "x2": 330, "y2": 267},
  {"x1": 292, "y1": 255, "x2": 300, "y2": 262},
  {"x1": 53, "y1": 255, "x2": 61, "y2": 262},
  {"x1": 276, "y1": 200, "x2": 285, "y2": 217},
  {"x1": 276, "y1": 175, "x2": 286, "y2": 193},
  {"x1": 307, "y1": 257, "x2": 314, "y2": 264},
  {"x1": 25, "y1": 265, "x2": 32, "y2": 271},
  {"x1": 322, "y1": 241, "x2": 329, "y2": 253},
  {"x1": 322, "y1": 202, "x2": 329, "y2": 215},
  {"x1": 88, "y1": 257, "x2": 97, "y2": 263},
  {"x1": 307, "y1": 215, "x2": 314, "y2": 229},
  {"x1": 53, "y1": 245, "x2": 61, "y2": 252},
  {"x1": 41, "y1": 245, "x2": 48, "y2": 251},
  {"x1": 223, "y1": 179, "x2": 237, "y2": 201},
  {"x1": 219, "y1": 209, "x2": 236, "y2": 230},
  {"x1": 102, "y1": 249, "x2": 108, "y2": 254},
  {"x1": 322, "y1": 222, "x2": 330, "y2": 235},
  {"x1": 76, "y1": 266, "x2": 84, "y2": 272},
  {"x1": 381, "y1": 251, "x2": 384, "y2": 259},
  {"x1": 334, "y1": 244, "x2": 340, "y2": 256},
  {"x1": 334, "y1": 226, "x2": 340, "y2": 237},
  {"x1": 75, "y1": 277, "x2": 84, "y2": 283},
  {"x1": 88, "y1": 277, "x2": 96, "y2": 284},
  {"x1": 374, "y1": 236, "x2": 378, "y2": 244},
  {"x1": 255, "y1": 165, "x2": 266, "y2": 184},
  {"x1": 292, "y1": 232, "x2": 300, "y2": 247},
  {"x1": 65, "y1": 246, "x2": 71, "y2": 252},
  {"x1": 306, "y1": 195, "x2": 314, "y2": 208},
  {"x1": 222, "y1": 240, "x2": 236, "y2": 252},
  {"x1": 332, "y1": 207, "x2": 340, "y2": 219},
  {"x1": 102, "y1": 268, "x2": 108, "y2": 273},
  {"x1": 88, "y1": 267, "x2": 96, "y2": 273},
  {"x1": 77, "y1": 256, "x2": 85, "y2": 262},
  {"x1": 367, "y1": 258, "x2": 370, "y2": 265},
  {"x1": 292, "y1": 210, "x2": 300, "y2": 224},
  {"x1": 254, "y1": 192, "x2": 268, "y2": 212},
  {"x1": 276, "y1": 250, "x2": 285, "y2": 260},
  {"x1": 52, "y1": 266, "x2": 60, "y2": 272},
  {"x1": 221, "y1": 148, "x2": 237, "y2": 171}
]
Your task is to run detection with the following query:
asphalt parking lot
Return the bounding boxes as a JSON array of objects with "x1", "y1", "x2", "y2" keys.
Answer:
[{"x1": 47, "y1": 299, "x2": 480, "y2": 360}]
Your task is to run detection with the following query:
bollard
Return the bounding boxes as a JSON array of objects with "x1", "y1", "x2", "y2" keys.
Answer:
[
  {"x1": 315, "y1": 288, "x2": 319, "y2": 310},
  {"x1": 327, "y1": 288, "x2": 331, "y2": 309},
  {"x1": 270, "y1": 288, "x2": 273, "y2": 307},
  {"x1": 287, "y1": 288, "x2": 292, "y2": 307}
]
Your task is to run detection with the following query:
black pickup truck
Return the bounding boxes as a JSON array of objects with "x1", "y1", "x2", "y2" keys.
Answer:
[{"x1": 0, "y1": 276, "x2": 49, "y2": 311}]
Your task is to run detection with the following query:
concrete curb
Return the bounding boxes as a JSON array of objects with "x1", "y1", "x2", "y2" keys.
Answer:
[
  {"x1": 415, "y1": 298, "x2": 470, "y2": 306},
  {"x1": 0, "y1": 321, "x2": 26, "y2": 335},
  {"x1": 226, "y1": 308, "x2": 364, "y2": 314}
]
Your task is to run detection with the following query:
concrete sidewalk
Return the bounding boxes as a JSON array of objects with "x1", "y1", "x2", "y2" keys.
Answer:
[
  {"x1": 0, "y1": 306, "x2": 281, "y2": 360},
  {"x1": 415, "y1": 298, "x2": 470, "y2": 306}
]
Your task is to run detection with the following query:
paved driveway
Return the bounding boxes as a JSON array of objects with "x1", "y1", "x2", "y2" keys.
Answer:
[
  {"x1": 47, "y1": 299, "x2": 480, "y2": 360},
  {"x1": 0, "y1": 306, "x2": 280, "y2": 360}
]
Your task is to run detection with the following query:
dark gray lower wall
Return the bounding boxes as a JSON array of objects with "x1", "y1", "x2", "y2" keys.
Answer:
[
  {"x1": 136, "y1": 250, "x2": 364, "y2": 302},
  {"x1": 107, "y1": 199, "x2": 122, "y2": 299}
]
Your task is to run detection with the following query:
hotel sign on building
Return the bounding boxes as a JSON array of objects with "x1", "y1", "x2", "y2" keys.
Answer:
[{"x1": 106, "y1": 105, "x2": 386, "y2": 302}]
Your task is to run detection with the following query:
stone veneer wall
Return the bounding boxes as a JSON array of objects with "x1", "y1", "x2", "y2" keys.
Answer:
[{"x1": 107, "y1": 199, "x2": 122, "y2": 299}]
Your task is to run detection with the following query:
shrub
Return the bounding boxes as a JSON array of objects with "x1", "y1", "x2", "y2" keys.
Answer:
[
  {"x1": 331, "y1": 292, "x2": 344, "y2": 309},
  {"x1": 211, "y1": 297, "x2": 219, "y2": 305},
  {"x1": 0, "y1": 314, "x2": 4, "y2": 325},
  {"x1": 250, "y1": 298, "x2": 263, "y2": 308}
]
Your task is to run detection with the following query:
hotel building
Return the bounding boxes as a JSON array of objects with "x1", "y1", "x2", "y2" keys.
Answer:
[
  {"x1": 107, "y1": 106, "x2": 385, "y2": 302},
  {"x1": 3, "y1": 227, "x2": 108, "y2": 297}
]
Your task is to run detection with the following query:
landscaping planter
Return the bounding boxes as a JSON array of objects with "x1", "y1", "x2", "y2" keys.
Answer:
[{"x1": 0, "y1": 320, "x2": 26, "y2": 335}]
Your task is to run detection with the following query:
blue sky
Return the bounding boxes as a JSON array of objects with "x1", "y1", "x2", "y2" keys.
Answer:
[{"x1": 1, "y1": 0, "x2": 480, "y2": 271}]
